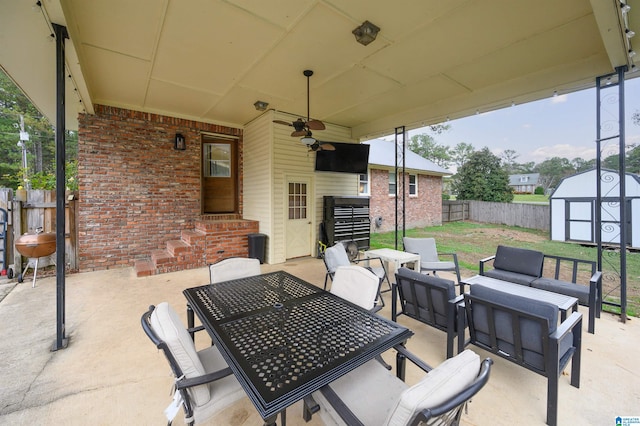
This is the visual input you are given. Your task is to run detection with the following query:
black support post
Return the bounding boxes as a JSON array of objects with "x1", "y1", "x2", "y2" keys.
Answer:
[{"x1": 52, "y1": 23, "x2": 69, "y2": 351}]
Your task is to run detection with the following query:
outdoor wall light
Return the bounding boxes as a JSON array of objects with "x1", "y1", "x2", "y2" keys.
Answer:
[
  {"x1": 352, "y1": 20, "x2": 380, "y2": 46},
  {"x1": 174, "y1": 133, "x2": 186, "y2": 150},
  {"x1": 254, "y1": 100, "x2": 269, "y2": 111}
]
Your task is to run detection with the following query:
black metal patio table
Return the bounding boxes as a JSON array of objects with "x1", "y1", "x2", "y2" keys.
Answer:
[{"x1": 183, "y1": 270, "x2": 413, "y2": 425}]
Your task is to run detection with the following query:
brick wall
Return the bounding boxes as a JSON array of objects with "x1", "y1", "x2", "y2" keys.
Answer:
[
  {"x1": 77, "y1": 105, "x2": 243, "y2": 272},
  {"x1": 369, "y1": 168, "x2": 443, "y2": 233}
]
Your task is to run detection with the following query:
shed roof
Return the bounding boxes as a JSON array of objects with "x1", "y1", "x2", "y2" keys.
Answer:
[
  {"x1": 363, "y1": 139, "x2": 451, "y2": 176},
  {"x1": 550, "y1": 168, "x2": 640, "y2": 198}
]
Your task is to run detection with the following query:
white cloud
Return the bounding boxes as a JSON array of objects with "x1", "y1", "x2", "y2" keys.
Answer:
[{"x1": 528, "y1": 144, "x2": 597, "y2": 162}]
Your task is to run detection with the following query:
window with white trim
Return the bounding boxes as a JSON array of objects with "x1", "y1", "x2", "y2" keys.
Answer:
[
  {"x1": 409, "y1": 174, "x2": 417, "y2": 196},
  {"x1": 388, "y1": 172, "x2": 396, "y2": 196},
  {"x1": 358, "y1": 172, "x2": 370, "y2": 196}
]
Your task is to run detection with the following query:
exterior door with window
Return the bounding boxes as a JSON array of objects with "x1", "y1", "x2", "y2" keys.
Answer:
[
  {"x1": 286, "y1": 177, "x2": 312, "y2": 258},
  {"x1": 202, "y1": 136, "x2": 238, "y2": 214}
]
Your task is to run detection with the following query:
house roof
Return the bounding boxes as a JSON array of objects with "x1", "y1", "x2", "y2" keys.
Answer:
[
  {"x1": 364, "y1": 139, "x2": 451, "y2": 176},
  {"x1": 508, "y1": 173, "x2": 541, "y2": 186},
  {"x1": 0, "y1": 1, "x2": 638, "y2": 137}
]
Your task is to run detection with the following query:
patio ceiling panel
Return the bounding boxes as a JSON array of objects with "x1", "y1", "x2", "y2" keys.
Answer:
[
  {"x1": 322, "y1": 74, "x2": 467, "y2": 129},
  {"x1": 63, "y1": 0, "x2": 163, "y2": 61},
  {"x1": 150, "y1": 0, "x2": 284, "y2": 97},
  {"x1": 447, "y1": 15, "x2": 607, "y2": 92},
  {"x1": 237, "y1": 3, "x2": 388, "y2": 117},
  {"x1": 145, "y1": 79, "x2": 220, "y2": 119},
  {"x1": 80, "y1": 46, "x2": 151, "y2": 108}
]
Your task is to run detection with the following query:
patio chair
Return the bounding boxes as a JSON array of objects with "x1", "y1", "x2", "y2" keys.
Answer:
[
  {"x1": 331, "y1": 265, "x2": 382, "y2": 312},
  {"x1": 304, "y1": 348, "x2": 492, "y2": 425},
  {"x1": 141, "y1": 303, "x2": 246, "y2": 426},
  {"x1": 187, "y1": 257, "x2": 263, "y2": 338},
  {"x1": 460, "y1": 284, "x2": 582, "y2": 426},
  {"x1": 208, "y1": 257, "x2": 261, "y2": 283},
  {"x1": 403, "y1": 237, "x2": 462, "y2": 292},
  {"x1": 321, "y1": 242, "x2": 389, "y2": 305},
  {"x1": 393, "y1": 267, "x2": 464, "y2": 358}
]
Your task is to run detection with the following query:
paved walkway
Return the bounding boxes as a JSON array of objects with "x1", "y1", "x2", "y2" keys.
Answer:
[{"x1": 0, "y1": 257, "x2": 638, "y2": 425}]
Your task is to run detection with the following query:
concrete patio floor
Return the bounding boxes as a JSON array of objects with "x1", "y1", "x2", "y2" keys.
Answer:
[{"x1": 0, "y1": 256, "x2": 638, "y2": 425}]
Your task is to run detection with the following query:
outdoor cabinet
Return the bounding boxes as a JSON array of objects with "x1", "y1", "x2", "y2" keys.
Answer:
[{"x1": 323, "y1": 196, "x2": 371, "y2": 250}]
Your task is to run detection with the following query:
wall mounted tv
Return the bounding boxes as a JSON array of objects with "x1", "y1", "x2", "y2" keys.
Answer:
[{"x1": 315, "y1": 142, "x2": 370, "y2": 174}]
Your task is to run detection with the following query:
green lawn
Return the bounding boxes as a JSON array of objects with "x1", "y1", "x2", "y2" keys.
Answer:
[
  {"x1": 512, "y1": 194, "x2": 549, "y2": 203},
  {"x1": 370, "y1": 221, "x2": 639, "y2": 317}
]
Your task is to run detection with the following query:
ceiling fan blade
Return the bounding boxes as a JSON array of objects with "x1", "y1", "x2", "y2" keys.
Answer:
[
  {"x1": 273, "y1": 120, "x2": 293, "y2": 127},
  {"x1": 306, "y1": 119, "x2": 325, "y2": 130},
  {"x1": 291, "y1": 130, "x2": 307, "y2": 137},
  {"x1": 319, "y1": 142, "x2": 335, "y2": 151}
]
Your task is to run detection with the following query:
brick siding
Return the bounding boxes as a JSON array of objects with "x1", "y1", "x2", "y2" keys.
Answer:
[
  {"x1": 77, "y1": 105, "x2": 244, "y2": 272},
  {"x1": 368, "y1": 168, "x2": 442, "y2": 233}
]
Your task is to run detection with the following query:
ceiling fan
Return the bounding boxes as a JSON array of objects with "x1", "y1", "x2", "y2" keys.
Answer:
[
  {"x1": 274, "y1": 70, "x2": 332, "y2": 151},
  {"x1": 301, "y1": 130, "x2": 336, "y2": 152}
]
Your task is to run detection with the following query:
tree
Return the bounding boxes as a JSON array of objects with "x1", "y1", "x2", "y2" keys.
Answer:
[
  {"x1": 408, "y1": 133, "x2": 452, "y2": 168},
  {"x1": 500, "y1": 149, "x2": 519, "y2": 174},
  {"x1": 0, "y1": 68, "x2": 77, "y2": 189},
  {"x1": 571, "y1": 157, "x2": 595, "y2": 173},
  {"x1": 534, "y1": 157, "x2": 575, "y2": 192},
  {"x1": 452, "y1": 147, "x2": 513, "y2": 202},
  {"x1": 450, "y1": 142, "x2": 475, "y2": 169}
]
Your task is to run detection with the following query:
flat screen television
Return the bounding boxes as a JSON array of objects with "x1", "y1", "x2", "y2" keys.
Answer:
[{"x1": 315, "y1": 142, "x2": 370, "y2": 174}]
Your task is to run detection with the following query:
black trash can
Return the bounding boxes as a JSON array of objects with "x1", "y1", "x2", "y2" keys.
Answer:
[{"x1": 248, "y1": 233, "x2": 267, "y2": 264}]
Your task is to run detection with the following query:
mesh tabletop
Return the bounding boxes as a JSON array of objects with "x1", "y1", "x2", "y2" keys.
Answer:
[{"x1": 184, "y1": 271, "x2": 413, "y2": 419}]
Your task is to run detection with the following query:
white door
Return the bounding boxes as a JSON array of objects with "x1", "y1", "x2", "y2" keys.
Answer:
[{"x1": 286, "y1": 177, "x2": 312, "y2": 259}]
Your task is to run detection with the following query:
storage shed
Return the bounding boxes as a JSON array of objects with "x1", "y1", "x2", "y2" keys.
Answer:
[{"x1": 550, "y1": 169, "x2": 640, "y2": 248}]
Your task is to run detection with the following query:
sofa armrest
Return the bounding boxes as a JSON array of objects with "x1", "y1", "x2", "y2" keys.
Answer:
[
  {"x1": 396, "y1": 344, "x2": 434, "y2": 375},
  {"x1": 550, "y1": 311, "x2": 582, "y2": 342},
  {"x1": 479, "y1": 255, "x2": 495, "y2": 275}
]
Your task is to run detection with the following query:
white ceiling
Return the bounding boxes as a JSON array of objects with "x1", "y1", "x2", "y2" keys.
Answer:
[{"x1": 1, "y1": 0, "x2": 638, "y2": 139}]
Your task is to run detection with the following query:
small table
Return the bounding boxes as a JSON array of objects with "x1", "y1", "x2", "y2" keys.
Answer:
[
  {"x1": 184, "y1": 271, "x2": 413, "y2": 426},
  {"x1": 460, "y1": 275, "x2": 579, "y2": 321},
  {"x1": 363, "y1": 248, "x2": 420, "y2": 275}
]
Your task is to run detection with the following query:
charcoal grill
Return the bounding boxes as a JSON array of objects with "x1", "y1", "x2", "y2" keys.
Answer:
[{"x1": 15, "y1": 230, "x2": 56, "y2": 288}]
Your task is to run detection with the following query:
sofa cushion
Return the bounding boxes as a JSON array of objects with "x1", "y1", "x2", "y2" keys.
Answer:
[
  {"x1": 470, "y1": 284, "x2": 560, "y2": 371},
  {"x1": 483, "y1": 269, "x2": 538, "y2": 286},
  {"x1": 385, "y1": 349, "x2": 481, "y2": 426},
  {"x1": 532, "y1": 278, "x2": 590, "y2": 305},
  {"x1": 396, "y1": 267, "x2": 456, "y2": 328},
  {"x1": 492, "y1": 245, "x2": 544, "y2": 278}
]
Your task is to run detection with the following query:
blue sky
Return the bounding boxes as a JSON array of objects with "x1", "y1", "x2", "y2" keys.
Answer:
[{"x1": 385, "y1": 76, "x2": 640, "y2": 165}]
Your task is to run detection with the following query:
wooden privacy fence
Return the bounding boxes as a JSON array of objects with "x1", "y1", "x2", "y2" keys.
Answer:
[
  {"x1": 442, "y1": 200, "x2": 550, "y2": 231},
  {"x1": 0, "y1": 189, "x2": 78, "y2": 275},
  {"x1": 467, "y1": 200, "x2": 550, "y2": 231},
  {"x1": 442, "y1": 200, "x2": 470, "y2": 223}
]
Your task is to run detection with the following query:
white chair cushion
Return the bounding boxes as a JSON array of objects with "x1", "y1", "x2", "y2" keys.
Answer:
[
  {"x1": 385, "y1": 349, "x2": 481, "y2": 426},
  {"x1": 150, "y1": 302, "x2": 210, "y2": 406},
  {"x1": 192, "y1": 346, "x2": 246, "y2": 423},
  {"x1": 209, "y1": 257, "x2": 260, "y2": 283},
  {"x1": 313, "y1": 360, "x2": 408, "y2": 426},
  {"x1": 330, "y1": 265, "x2": 379, "y2": 310},
  {"x1": 324, "y1": 243, "x2": 351, "y2": 273}
]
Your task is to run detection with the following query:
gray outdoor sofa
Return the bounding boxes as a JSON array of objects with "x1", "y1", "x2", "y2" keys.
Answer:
[{"x1": 479, "y1": 245, "x2": 602, "y2": 333}]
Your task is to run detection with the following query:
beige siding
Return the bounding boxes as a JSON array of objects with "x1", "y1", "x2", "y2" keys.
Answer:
[
  {"x1": 272, "y1": 112, "x2": 356, "y2": 262},
  {"x1": 243, "y1": 112, "x2": 274, "y2": 262}
]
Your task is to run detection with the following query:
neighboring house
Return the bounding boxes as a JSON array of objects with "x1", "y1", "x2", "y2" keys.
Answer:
[
  {"x1": 509, "y1": 173, "x2": 540, "y2": 194},
  {"x1": 550, "y1": 168, "x2": 640, "y2": 248},
  {"x1": 360, "y1": 140, "x2": 452, "y2": 233}
]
